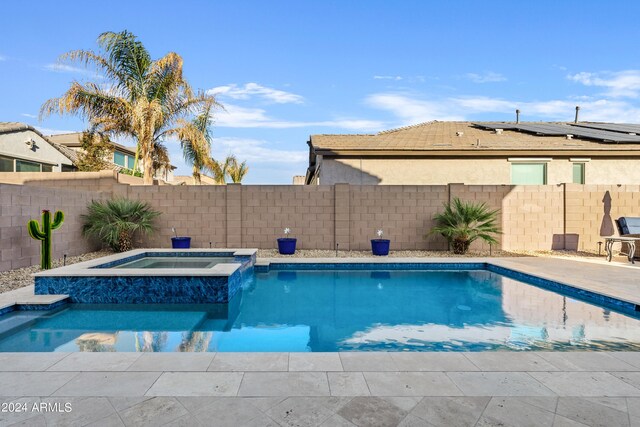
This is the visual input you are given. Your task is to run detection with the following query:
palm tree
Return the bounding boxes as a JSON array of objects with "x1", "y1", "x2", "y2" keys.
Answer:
[
  {"x1": 226, "y1": 155, "x2": 249, "y2": 183},
  {"x1": 40, "y1": 31, "x2": 218, "y2": 185},
  {"x1": 173, "y1": 100, "x2": 218, "y2": 184},
  {"x1": 428, "y1": 197, "x2": 501, "y2": 254},
  {"x1": 81, "y1": 198, "x2": 160, "y2": 252}
]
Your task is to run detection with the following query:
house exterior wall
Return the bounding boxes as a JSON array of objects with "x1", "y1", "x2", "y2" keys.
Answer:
[
  {"x1": 320, "y1": 157, "x2": 640, "y2": 185},
  {"x1": 0, "y1": 130, "x2": 74, "y2": 172}
]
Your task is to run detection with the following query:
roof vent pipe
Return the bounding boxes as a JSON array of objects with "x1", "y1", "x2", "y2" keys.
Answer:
[
  {"x1": 516, "y1": 109, "x2": 520, "y2": 124},
  {"x1": 574, "y1": 106, "x2": 580, "y2": 123}
]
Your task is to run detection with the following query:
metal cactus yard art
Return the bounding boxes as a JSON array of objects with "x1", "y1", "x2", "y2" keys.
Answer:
[{"x1": 27, "y1": 210, "x2": 64, "y2": 270}]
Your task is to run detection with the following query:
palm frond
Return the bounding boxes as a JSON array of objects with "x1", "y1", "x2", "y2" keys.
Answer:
[{"x1": 428, "y1": 197, "x2": 501, "y2": 254}]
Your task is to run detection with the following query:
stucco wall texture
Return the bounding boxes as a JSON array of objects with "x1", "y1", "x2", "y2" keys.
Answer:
[
  {"x1": 320, "y1": 158, "x2": 640, "y2": 185},
  {"x1": 1, "y1": 172, "x2": 638, "y2": 271}
]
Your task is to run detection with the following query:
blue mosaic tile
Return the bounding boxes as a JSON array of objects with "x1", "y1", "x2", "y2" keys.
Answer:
[
  {"x1": 0, "y1": 305, "x2": 15, "y2": 316},
  {"x1": 35, "y1": 273, "x2": 242, "y2": 304},
  {"x1": 17, "y1": 299, "x2": 69, "y2": 311},
  {"x1": 267, "y1": 262, "x2": 486, "y2": 271}
]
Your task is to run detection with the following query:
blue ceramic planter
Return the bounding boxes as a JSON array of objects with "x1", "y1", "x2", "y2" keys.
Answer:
[
  {"x1": 371, "y1": 239, "x2": 390, "y2": 256},
  {"x1": 171, "y1": 237, "x2": 191, "y2": 249},
  {"x1": 277, "y1": 238, "x2": 297, "y2": 255}
]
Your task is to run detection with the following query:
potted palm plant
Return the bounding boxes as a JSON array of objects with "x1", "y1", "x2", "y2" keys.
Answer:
[
  {"x1": 277, "y1": 228, "x2": 297, "y2": 255},
  {"x1": 171, "y1": 227, "x2": 191, "y2": 249},
  {"x1": 429, "y1": 197, "x2": 501, "y2": 254},
  {"x1": 371, "y1": 229, "x2": 390, "y2": 256}
]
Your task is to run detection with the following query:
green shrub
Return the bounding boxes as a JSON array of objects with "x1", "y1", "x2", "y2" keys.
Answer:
[
  {"x1": 81, "y1": 198, "x2": 160, "y2": 252},
  {"x1": 429, "y1": 198, "x2": 501, "y2": 254}
]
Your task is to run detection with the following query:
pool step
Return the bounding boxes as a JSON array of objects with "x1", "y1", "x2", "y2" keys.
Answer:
[
  {"x1": 15, "y1": 294, "x2": 69, "y2": 307},
  {"x1": 0, "y1": 311, "x2": 51, "y2": 338}
]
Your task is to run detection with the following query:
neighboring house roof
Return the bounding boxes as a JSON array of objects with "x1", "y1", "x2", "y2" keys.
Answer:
[
  {"x1": 0, "y1": 121, "x2": 76, "y2": 166},
  {"x1": 48, "y1": 132, "x2": 137, "y2": 156},
  {"x1": 0, "y1": 122, "x2": 35, "y2": 134},
  {"x1": 309, "y1": 121, "x2": 640, "y2": 155}
]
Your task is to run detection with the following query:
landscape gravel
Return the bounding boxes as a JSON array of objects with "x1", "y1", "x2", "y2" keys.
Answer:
[{"x1": 0, "y1": 250, "x2": 112, "y2": 294}]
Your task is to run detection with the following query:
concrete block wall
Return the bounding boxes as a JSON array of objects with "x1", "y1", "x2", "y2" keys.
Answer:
[
  {"x1": 349, "y1": 185, "x2": 449, "y2": 251},
  {"x1": 242, "y1": 185, "x2": 335, "y2": 250},
  {"x1": 500, "y1": 185, "x2": 565, "y2": 252},
  {"x1": 3, "y1": 176, "x2": 640, "y2": 272},
  {"x1": 0, "y1": 183, "x2": 107, "y2": 270},
  {"x1": 128, "y1": 185, "x2": 228, "y2": 249}
]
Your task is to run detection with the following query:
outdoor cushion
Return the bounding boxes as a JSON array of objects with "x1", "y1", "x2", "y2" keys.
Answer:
[{"x1": 618, "y1": 217, "x2": 640, "y2": 235}]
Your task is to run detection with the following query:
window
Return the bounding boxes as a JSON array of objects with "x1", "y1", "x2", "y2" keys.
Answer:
[
  {"x1": 15, "y1": 159, "x2": 41, "y2": 172},
  {"x1": 511, "y1": 163, "x2": 547, "y2": 185},
  {"x1": 41, "y1": 165, "x2": 53, "y2": 172},
  {"x1": 126, "y1": 155, "x2": 134, "y2": 169},
  {"x1": 114, "y1": 151, "x2": 126, "y2": 167},
  {"x1": 0, "y1": 155, "x2": 13, "y2": 172},
  {"x1": 572, "y1": 163, "x2": 585, "y2": 184}
]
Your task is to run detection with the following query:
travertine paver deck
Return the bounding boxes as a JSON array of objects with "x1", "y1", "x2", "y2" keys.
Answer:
[{"x1": 0, "y1": 352, "x2": 640, "y2": 426}]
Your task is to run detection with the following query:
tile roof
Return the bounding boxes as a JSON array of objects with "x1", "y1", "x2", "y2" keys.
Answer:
[
  {"x1": 48, "y1": 132, "x2": 137, "y2": 156},
  {"x1": 0, "y1": 122, "x2": 37, "y2": 134},
  {"x1": 310, "y1": 121, "x2": 640, "y2": 153}
]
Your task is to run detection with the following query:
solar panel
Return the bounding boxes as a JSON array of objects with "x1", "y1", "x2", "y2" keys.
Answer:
[
  {"x1": 570, "y1": 123, "x2": 640, "y2": 134},
  {"x1": 473, "y1": 122, "x2": 640, "y2": 143},
  {"x1": 473, "y1": 123, "x2": 519, "y2": 130}
]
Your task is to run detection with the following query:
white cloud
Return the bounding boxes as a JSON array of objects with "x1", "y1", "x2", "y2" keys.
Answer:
[
  {"x1": 366, "y1": 92, "x2": 640, "y2": 124},
  {"x1": 21, "y1": 113, "x2": 37, "y2": 119},
  {"x1": 44, "y1": 63, "x2": 87, "y2": 74},
  {"x1": 465, "y1": 72, "x2": 507, "y2": 83},
  {"x1": 214, "y1": 137, "x2": 307, "y2": 164},
  {"x1": 373, "y1": 75, "x2": 403, "y2": 81},
  {"x1": 365, "y1": 93, "x2": 465, "y2": 123},
  {"x1": 208, "y1": 82, "x2": 304, "y2": 104},
  {"x1": 213, "y1": 103, "x2": 384, "y2": 131},
  {"x1": 568, "y1": 70, "x2": 640, "y2": 98},
  {"x1": 34, "y1": 127, "x2": 77, "y2": 135},
  {"x1": 43, "y1": 63, "x2": 103, "y2": 79}
]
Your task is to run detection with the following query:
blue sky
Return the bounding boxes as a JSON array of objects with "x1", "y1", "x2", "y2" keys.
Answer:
[{"x1": 2, "y1": 0, "x2": 640, "y2": 183}]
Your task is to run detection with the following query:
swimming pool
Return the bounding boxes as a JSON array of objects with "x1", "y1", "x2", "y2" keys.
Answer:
[{"x1": 2, "y1": 268, "x2": 640, "y2": 352}]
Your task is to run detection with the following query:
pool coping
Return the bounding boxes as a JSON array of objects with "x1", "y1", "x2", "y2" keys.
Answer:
[{"x1": 33, "y1": 248, "x2": 258, "y2": 277}]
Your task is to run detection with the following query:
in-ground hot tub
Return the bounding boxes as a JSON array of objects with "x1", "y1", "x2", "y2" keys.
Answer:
[{"x1": 33, "y1": 249, "x2": 257, "y2": 304}]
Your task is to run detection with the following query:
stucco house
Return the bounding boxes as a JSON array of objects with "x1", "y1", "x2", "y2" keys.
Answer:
[
  {"x1": 0, "y1": 122, "x2": 75, "y2": 172},
  {"x1": 305, "y1": 121, "x2": 640, "y2": 185},
  {"x1": 48, "y1": 132, "x2": 176, "y2": 183}
]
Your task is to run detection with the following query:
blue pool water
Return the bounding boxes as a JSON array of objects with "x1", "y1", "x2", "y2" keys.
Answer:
[{"x1": 2, "y1": 269, "x2": 640, "y2": 352}]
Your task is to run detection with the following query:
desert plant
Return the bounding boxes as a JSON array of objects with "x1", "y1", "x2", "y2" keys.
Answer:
[
  {"x1": 81, "y1": 198, "x2": 160, "y2": 252},
  {"x1": 27, "y1": 210, "x2": 65, "y2": 270},
  {"x1": 41, "y1": 30, "x2": 219, "y2": 184},
  {"x1": 429, "y1": 198, "x2": 501, "y2": 254}
]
